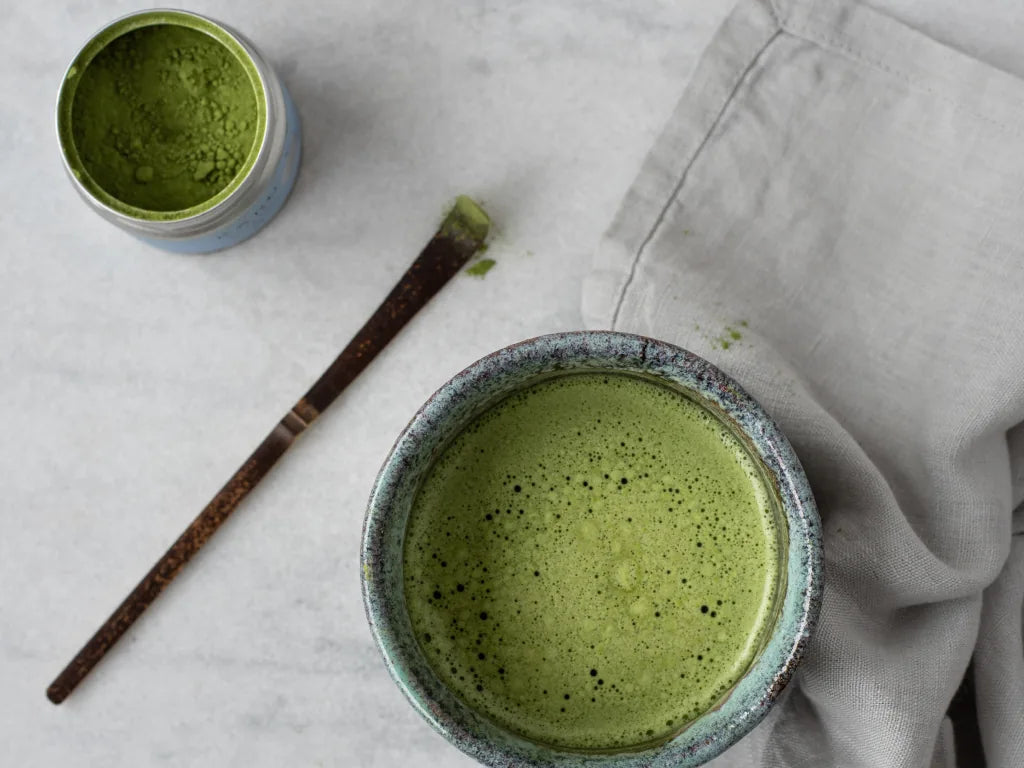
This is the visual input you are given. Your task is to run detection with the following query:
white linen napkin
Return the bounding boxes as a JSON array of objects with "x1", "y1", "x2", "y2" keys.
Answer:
[{"x1": 583, "y1": 0, "x2": 1024, "y2": 765}]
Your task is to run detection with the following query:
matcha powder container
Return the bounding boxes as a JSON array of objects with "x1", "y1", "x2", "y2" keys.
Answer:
[{"x1": 56, "y1": 10, "x2": 301, "y2": 253}]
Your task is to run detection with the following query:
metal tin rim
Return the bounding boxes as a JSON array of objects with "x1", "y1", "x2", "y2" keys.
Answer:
[{"x1": 55, "y1": 8, "x2": 272, "y2": 227}]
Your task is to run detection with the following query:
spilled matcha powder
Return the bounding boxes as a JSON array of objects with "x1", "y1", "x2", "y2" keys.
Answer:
[
  {"x1": 70, "y1": 24, "x2": 259, "y2": 212},
  {"x1": 466, "y1": 258, "x2": 496, "y2": 277}
]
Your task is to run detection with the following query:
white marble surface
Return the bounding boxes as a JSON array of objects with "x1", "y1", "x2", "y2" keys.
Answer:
[
  {"x1": 10, "y1": 1, "x2": 1024, "y2": 766},
  {"x1": 1, "y1": 2, "x2": 730, "y2": 765}
]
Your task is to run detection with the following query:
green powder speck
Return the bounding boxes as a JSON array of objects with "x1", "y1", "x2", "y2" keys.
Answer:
[
  {"x1": 710, "y1": 323, "x2": 746, "y2": 350},
  {"x1": 466, "y1": 258, "x2": 496, "y2": 277},
  {"x1": 70, "y1": 24, "x2": 258, "y2": 212}
]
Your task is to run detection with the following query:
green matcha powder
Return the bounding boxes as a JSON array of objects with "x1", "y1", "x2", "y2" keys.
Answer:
[{"x1": 71, "y1": 24, "x2": 259, "y2": 212}]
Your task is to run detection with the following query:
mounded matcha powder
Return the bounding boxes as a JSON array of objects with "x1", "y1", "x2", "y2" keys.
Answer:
[{"x1": 70, "y1": 24, "x2": 259, "y2": 213}]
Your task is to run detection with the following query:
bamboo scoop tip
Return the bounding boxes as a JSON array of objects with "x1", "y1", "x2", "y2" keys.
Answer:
[{"x1": 441, "y1": 195, "x2": 491, "y2": 243}]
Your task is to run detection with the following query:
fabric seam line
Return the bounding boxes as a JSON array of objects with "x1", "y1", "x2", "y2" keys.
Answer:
[
  {"x1": 775, "y1": 9, "x2": 1022, "y2": 136},
  {"x1": 611, "y1": 0, "x2": 1024, "y2": 331},
  {"x1": 610, "y1": 27, "x2": 783, "y2": 329}
]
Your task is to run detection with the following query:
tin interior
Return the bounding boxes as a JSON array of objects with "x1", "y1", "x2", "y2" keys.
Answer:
[{"x1": 55, "y1": 10, "x2": 269, "y2": 223}]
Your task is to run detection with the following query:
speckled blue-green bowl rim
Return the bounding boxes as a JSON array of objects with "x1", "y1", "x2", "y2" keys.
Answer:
[{"x1": 361, "y1": 331, "x2": 822, "y2": 767}]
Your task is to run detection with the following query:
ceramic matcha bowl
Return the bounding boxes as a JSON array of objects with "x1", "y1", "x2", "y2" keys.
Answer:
[{"x1": 361, "y1": 331, "x2": 821, "y2": 767}]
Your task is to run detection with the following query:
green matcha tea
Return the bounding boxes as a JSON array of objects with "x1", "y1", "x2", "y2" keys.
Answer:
[
  {"x1": 403, "y1": 373, "x2": 783, "y2": 750},
  {"x1": 70, "y1": 23, "x2": 259, "y2": 212}
]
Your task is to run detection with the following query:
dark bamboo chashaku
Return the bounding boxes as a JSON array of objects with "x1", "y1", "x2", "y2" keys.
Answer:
[{"x1": 47, "y1": 196, "x2": 491, "y2": 705}]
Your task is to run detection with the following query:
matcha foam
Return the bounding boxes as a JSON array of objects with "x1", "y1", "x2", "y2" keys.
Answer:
[{"x1": 403, "y1": 373, "x2": 783, "y2": 751}]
